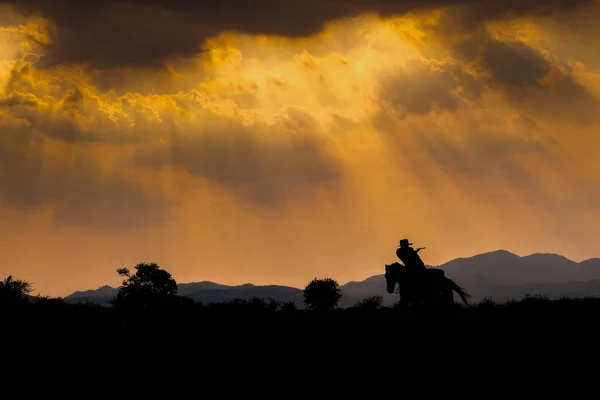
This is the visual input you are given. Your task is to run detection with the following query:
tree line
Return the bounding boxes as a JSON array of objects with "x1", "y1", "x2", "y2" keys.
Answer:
[{"x1": 3, "y1": 262, "x2": 600, "y2": 319}]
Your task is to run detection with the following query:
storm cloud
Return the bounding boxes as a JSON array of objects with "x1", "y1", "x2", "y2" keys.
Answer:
[
  {"x1": 2, "y1": 0, "x2": 595, "y2": 69},
  {"x1": 135, "y1": 108, "x2": 344, "y2": 207}
]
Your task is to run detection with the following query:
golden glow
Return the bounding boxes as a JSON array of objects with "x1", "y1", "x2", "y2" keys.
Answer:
[{"x1": 1, "y1": 4, "x2": 600, "y2": 296}]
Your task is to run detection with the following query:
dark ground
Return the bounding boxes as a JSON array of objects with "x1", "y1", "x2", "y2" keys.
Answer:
[{"x1": 5, "y1": 296, "x2": 600, "y2": 360}]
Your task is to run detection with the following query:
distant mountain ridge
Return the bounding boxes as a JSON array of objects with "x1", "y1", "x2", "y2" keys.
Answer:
[
  {"x1": 64, "y1": 250, "x2": 600, "y2": 307},
  {"x1": 65, "y1": 281, "x2": 359, "y2": 309}
]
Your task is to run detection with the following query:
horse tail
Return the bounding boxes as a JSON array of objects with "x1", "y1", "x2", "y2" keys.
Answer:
[{"x1": 446, "y1": 277, "x2": 471, "y2": 305}]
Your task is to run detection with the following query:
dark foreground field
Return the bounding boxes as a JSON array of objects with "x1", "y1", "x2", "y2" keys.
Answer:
[{"x1": 4, "y1": 295, "x2": 600, "y2": 363}]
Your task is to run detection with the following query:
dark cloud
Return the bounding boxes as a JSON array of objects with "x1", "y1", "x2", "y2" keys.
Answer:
[
  {"x1": 406, "y1": 11, "x2": 600, "y2": 123},
  {"x1": 374, "y1": 58, "x2": 485, "y2": 118},
  {"x1": 0, "y1": 118, "x2": 173, "y2": 230},
  {"x1": 0, "y1": 87, "x2": 130, "y2": 144},
  {"x1": 136, "y1": 108, "x2": 343, "y2": 207},
  {"x1": 480, "y1": 40, "x2": 551, "y2": 88},
  {"x1": 512, "y1": 68, "x2": 600, "y2": 125},
  {"x1": 0, "y1": 92, "x2": 37, "y2": 107},
  {"x1": 537, "y1": 6, "x2": 600, "y2": 71},
  {"x1": 370, "y1": 57, "x2": 488, "y2": 135},
  {"x1": 0, "y1": 4, "x2": 27, "y2": 26},
  {"x1": 460, "y1": 33, "x2": 600, "y2": 122},
  {"x1": 432, "y1": 0, "x2": 595, "y2": 33},
  {"x1": 1, "y1": 60, "x2": 176, "y2": 144},
  {"x1": 447, "y1": 31, "x2": 557, "y2": 91},
  {"x1": 3, "y1": 0, "x2": 595, "y2": 69}
]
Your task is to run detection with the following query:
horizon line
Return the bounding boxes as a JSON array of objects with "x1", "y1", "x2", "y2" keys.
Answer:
[{"x1": 59, "y1": 249, "x2": 600, "y2": 298}]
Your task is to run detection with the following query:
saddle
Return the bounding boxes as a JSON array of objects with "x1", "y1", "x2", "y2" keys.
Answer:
[{"x1": 426, "y1": 268, "x2": 445, "y2": 278}]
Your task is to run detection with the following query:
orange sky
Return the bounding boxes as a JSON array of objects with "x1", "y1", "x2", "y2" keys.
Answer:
[{"x1": 1, "y1": 1, "x2": 600, "y2": 297}]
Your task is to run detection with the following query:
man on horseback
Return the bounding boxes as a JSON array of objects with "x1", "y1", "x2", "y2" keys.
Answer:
[
  {"x1": 395, "y1": 238, "x2": 429, "y2": 302},
  {"x1": 396, "y1": 239, "x2": 426, "y2": 270}
]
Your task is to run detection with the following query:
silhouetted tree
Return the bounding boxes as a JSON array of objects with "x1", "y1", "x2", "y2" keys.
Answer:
[
  {"x1": 280, "y1": 301, "x2": 298, "y2": 313},
  {"x1": 33, "y1": 295, "x2": 67, "y2": 306},
  {"x1": 303, "y1": 277, "x2": 343, "y2": 312},
  {"x1": 351, "y1": 295, "x2": 383, "y2": 311},
  {"x1": 263, "y1": 297, "x2": 281, "y2": 312},
  {"x1": 0, "y1": 275, "x2": 34, "y2": 307},
  {"x1": 110, "y1": 262, "x2": 178, "y2": 311}
]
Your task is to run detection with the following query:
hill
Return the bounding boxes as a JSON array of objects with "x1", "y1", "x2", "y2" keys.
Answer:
[
  {"x1": 340, "y1": 250, "x2": 600, "y2": 305},
  {"x1": 64, "y1": 250, "x2": 600, "y2": 307},
  {"x1": 65, "y1": 281, "x2": 360, "y2": 309}
]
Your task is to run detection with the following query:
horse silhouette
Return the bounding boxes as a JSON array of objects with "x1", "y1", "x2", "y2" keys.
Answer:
[{"x1": 384, "y1": 262, "x2": 471, "y2": 308}]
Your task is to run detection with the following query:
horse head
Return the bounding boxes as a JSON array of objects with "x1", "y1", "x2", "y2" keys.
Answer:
[{"x1": 384, "y1": 262, "x2": 403, "y2": 294}]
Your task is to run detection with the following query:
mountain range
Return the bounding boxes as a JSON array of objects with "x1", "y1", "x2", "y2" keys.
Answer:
[{"x1": 64, "y1": 250, "x2": 600, "y2": 308}]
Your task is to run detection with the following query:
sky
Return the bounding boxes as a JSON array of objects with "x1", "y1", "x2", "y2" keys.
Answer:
[{"x1": 1, "y1": 0, "x2": 600, "y2": 297}]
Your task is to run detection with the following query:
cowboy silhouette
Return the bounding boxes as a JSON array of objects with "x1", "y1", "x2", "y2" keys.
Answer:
[
  {"x1": 395, "y1": 238, "x2": 428, "y2": 298},
  {"x1": 395, "y1": 238, "x2": 426, "y2": 270}
]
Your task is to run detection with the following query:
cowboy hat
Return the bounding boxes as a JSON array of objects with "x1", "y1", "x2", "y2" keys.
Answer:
[{"x1": 398, "y1": 238, "x2": 412, "y2": 247}]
